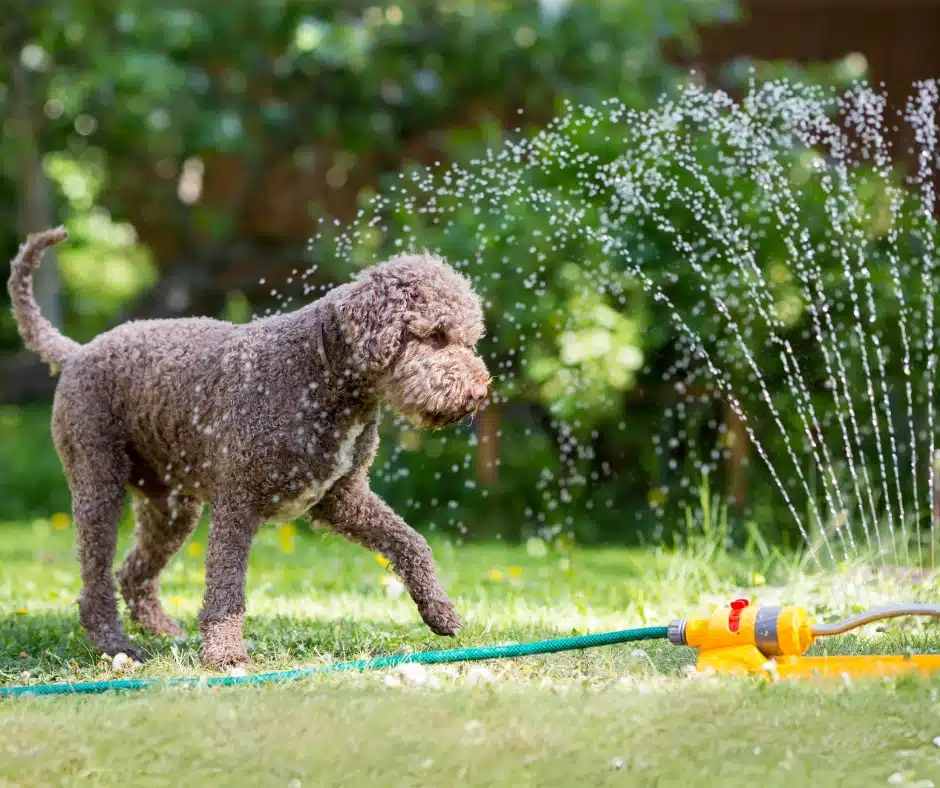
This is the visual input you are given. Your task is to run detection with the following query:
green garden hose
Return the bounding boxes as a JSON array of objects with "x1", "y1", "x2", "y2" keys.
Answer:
[{"x1": 1, "y1": 625, "x2": 669, "y2": 698}]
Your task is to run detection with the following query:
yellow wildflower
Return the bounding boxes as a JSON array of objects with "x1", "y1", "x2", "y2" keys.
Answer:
[
  {"x1": 50, "y1": 512, "x2": 70, "y2": 530},
  {"x1": 375, "y1": 553, "x2": 391, "y2": 568},
  {"x1": 507, "y1": 566, "x2": 523, "y2": 578},
  {"x1": 279, "y1": 522, "x2": 296, "y2": 553},
  {"x1": 187, "y1": 542, "x2": 203, "y2": 557},
  {"x1": 488, "y1": 569, "x2": 504, "y2": 582},
  {"x1": 15, "y1": 608, "x2": 27, "y2": 615}
]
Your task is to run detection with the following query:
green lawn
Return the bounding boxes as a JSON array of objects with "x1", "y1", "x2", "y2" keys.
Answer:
[{"x1": 3, "y1": 516, "x2": 940, "y2": 786}]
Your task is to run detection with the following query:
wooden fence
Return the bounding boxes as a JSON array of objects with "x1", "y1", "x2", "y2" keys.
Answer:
[{"x1": 690, "y1": 0, "x2": 940, "y2": 109}]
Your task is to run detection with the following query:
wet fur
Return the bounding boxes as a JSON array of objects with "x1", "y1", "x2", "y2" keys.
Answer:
[{"x1": 8, "y1": 227, "x2": 489, "y2": 667}]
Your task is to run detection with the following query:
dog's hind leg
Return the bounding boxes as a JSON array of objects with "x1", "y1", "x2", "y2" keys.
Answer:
[
  {"x1": 117, "y1": 490, "x2": 202, "y2": 637},
  {"x1": 53, "y1": 393, "x2": 141, "y2": 660}
]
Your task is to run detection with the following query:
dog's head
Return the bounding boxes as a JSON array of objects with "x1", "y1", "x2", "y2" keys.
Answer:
[{"x1": 331, "y1": 252, "x2": 490, "y2": 428}]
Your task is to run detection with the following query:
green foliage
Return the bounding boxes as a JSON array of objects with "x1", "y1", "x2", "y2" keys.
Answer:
[
  {"x1": 0, "y1": 407, "x2": 71, "y2": 520},
  {"x1": 43, "y1": 152, "x2": 157, "y2": 339},
  {"x1": 0, "y1": 0, "x2": 736, "y2": 347}
]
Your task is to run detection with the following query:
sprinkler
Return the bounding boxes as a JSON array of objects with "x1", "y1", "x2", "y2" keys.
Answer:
[{"x1": 669, "y1": 599, "x2": 940, "y2": 679}]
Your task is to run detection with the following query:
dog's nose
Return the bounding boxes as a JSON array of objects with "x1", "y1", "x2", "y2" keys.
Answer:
[{"x1": 470, "y1": 380, "x2": 488, "y2": 401}]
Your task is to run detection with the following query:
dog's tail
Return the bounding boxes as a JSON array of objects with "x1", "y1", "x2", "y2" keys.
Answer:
[{"x1": 7, "y1": 226, "x2": 80, "y2": 369}]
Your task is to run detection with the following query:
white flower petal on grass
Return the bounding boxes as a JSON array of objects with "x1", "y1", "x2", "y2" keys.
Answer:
[
  {"x1": 466, "y1": 666, "x2": 497, "y2": 685},
  {"x1": 111, "y1": 653, "x2": 133, "y2": 674},
  {"x1": 228, "y1": 666, "x2": 247, "y2": 678},
  {"x1": 463, "y1": 719, "x2": 485, "y2": 744},
  {"x1": 395, "y1": 662, "x2": 428, "y2": 686},
  {"x1": 383, "y1": 673, "x2": 403, "y2": 689},
  {"x1": 611, "y1": 757, "x2": 625, "y2": 770}
]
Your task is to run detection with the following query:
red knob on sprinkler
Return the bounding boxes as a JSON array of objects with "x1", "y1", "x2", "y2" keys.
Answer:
[{"x1": 728, "y1": 598, "x2": 749, "y2": 633}]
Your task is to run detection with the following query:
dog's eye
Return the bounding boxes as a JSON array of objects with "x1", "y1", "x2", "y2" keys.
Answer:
[{"x1": 428, "y1": 329, "x2": 447, "y2": 348}]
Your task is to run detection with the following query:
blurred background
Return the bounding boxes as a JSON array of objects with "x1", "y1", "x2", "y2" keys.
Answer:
[{"x1": 2, "y1": 0, "x2": 939, "y2": 546}]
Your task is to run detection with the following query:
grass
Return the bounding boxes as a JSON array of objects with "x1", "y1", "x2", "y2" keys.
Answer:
[{"x1": 4, "y1": 515, "x2": 940, "y2": 786}]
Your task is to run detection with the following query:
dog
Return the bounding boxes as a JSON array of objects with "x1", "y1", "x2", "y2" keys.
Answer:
[{"x1": 8, "y1": 227, "x2": 490, "y2": 667}]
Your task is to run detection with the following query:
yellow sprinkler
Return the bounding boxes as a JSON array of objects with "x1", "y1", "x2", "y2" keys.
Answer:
[{"x1": 668, "y1": 600, "x2": 940, "y2": 679}]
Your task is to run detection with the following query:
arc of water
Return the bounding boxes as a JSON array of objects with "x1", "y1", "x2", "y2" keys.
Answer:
[
  {"x1": 834, "y1": 86, "x2": 914, "y2": 566},
  {"x1": 810, "y1": 116, "x2": 899, "y2": 563},
  {"x1": 593, "y1": 223, "x2": 822, "y2": 568},
  {"x1": 601, "y1": 100, "x2": 840, "y2": 561},
  {"x1": 479, "y1": 101, "x2": 824, "y2": 557},
  {"x1": 667, "y1": 85, "x2": 855, "y2": 557},
  {"x1": 736, "y1": 82, "x2": 877, "y2": 558},
  {"x1": 906, "y1": 81, "x2": 939, "y2": 567}
]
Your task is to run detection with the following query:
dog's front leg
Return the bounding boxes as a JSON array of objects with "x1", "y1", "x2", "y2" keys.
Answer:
[
  {"x1": 314, "y1": 475, "x2": 461, "y2": 636},
  {"x1": 199, "y1": 499, "x2": 261, "y2": 667}
]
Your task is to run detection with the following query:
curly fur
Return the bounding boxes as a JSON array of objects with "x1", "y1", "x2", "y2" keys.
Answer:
[{"x1": 8, "y1": 227, "x2": 490, "y2": 667}]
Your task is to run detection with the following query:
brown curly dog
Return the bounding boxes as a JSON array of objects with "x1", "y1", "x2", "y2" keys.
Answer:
[{"x1": 8, "y1": 227, "x2": 489, "y2": 668}]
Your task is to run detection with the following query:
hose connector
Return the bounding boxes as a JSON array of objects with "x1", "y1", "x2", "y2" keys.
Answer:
[{"x1": 667, "y1": 618, "x2": 687, "y2": 646}]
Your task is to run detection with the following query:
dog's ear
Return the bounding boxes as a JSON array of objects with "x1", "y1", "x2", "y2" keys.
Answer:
[{"x1": 333, "y1": 273, "x2": 407, "y2": 373}]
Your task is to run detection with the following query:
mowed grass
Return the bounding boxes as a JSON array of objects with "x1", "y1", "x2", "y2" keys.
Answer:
[{"x1": 4, "y1": 516, "x2": 940, "y2": 786}]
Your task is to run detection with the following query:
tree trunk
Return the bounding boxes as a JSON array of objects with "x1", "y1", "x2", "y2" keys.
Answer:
[
  {"x1": 476, "y1": 405, "x2": 500, "y2": 485},
  {"x1": 724, "y1": 402, "x2": 748, "y2": 510}
]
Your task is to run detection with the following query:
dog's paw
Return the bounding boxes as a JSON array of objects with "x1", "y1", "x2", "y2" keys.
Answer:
[
  {"x1": 200, "y1": 640, "x2": 249, "y2": 669},
  {"x1": 200, "y1": 646, "x2": 249, "y2": 669},
  {"x1": 199, "y1": 614, "x2": 249, "y2": 668},
  {"x1": 419, "y1": 598, "x2": 462, "y2": 636}
]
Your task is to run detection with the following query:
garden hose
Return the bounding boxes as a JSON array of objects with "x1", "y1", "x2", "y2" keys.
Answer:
[{"x1": 1, "y1": 625, "x2": 670, "y2": 698}]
